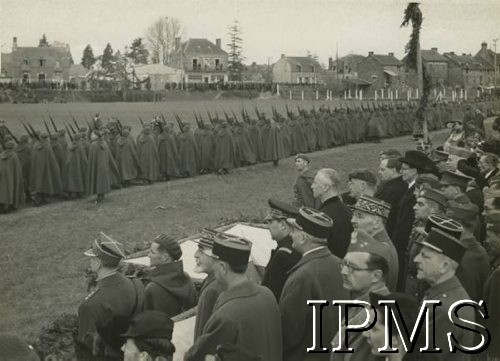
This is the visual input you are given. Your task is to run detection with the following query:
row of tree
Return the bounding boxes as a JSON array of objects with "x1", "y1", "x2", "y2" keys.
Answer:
[{"x1": 80, "y1": 17, "x2": 245, "y2": 81}]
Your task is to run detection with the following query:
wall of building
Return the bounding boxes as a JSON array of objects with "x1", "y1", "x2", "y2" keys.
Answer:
[
  {"x1": 6, "y1": 50, "x2": 71, "y2": 84},
  {"x1": 272, "y1": 59, "x2": 292, "y2": 83}
]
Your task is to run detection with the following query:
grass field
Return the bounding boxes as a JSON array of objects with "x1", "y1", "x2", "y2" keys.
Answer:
[
  {"x1": 0, "y1": 98, "x2": 449, "y2": 342},
  {"x1": 0, "y1": 98, "x2": 351, "y2": 135}
]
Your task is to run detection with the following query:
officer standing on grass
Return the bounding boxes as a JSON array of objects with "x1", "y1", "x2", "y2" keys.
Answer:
[{"x1": 77, "y1": 233, "x2": 144, "y2": 360}]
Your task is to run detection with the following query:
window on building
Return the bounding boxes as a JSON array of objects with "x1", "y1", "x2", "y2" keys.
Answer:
[
  {"x1": 38, "y1": 73, "x2": 46, "y2": 82},
  {"x1": 215, "y1": 59, "x2": 220, "y2": 70},
  {"x1": 22, "y1": 73, "x2": 29, "y2": 84},
  {"x1": 39, "y1": 58, "x2": 45, "y2": 67},
  {"x1": 192, "y1": 58, "x2": 198, "y2": 70},
  {"x1": 23, "y1": 58, "x2": 29, "y2": 65},
  {"x1": 310, "y1": 66, "x2": 315, "y2": 73},
  {"x1": 371, "y1": 75, "x2": 378, "y2": 81},
  {"x1": 296, "y1": 65, "x2": 302, "y2": 73}
]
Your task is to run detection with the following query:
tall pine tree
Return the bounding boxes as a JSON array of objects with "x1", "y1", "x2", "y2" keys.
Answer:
[
  {"x1": 81, "y1": 45, "x2": 96, "y2": 69},
  {"x1": 101, "y1": 43, "x2": 115, "y2": 71},
  {"x1": 126, "y1": 38, "x2": 149, "y2": 64},
  {"x1": 226, "y1": 20, "x2": 245, "y2": 81}
]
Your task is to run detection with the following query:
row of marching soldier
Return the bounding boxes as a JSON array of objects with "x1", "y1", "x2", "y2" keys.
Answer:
[{"x1": 0, "y1": 100, "x2": 495, "y2": 211}]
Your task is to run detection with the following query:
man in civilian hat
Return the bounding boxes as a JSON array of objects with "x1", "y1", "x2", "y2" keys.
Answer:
[
  {"x1": 311, "y1": 168, "x2": 353, "y2": 258},
  {"x1": 375, "y1": 156, "x2": 408, "y2": 237},
  {"x1": 145, "y1": 234, "x2": 197, "y2": 318},
  {"x1": 78, "y1": 232, "x2": 145, "y2": 359},
  {"x1": 262, "y1": 198, "x2": 301, "y2": 301},
  {"x1": 413, "y1": 228, "x2": 475, "y2": 360},
  {"x1": 330, "y1": 230, "x2": 391, "y2": 361},
  {"x1": 186, "y1": 236, "x2": 282, "y2": 361},
  {"x1": 446, "y1": 200, "x2": 489, "y2": 303},
  {"x1": 439, "y1": 170, "x2": 473, "y2": 201},
  {"x1": 347, "y1": 169, "x2": 378, "y2": 203},
  {"x1": 293, "y1": 153, "x2": 319, "y2": 208},
  {"x1": 280, "y1": 207, "x2": 348, "y2": 361},
  {"x1": 392, "y1": 150, "x2": 433, "y2": 290},
  {"x1": 350, "y1": 195, "x2": 399, "y2": 290},
  {"x1": 193, "y1": 235, "x2": 225, "y2": 341}
]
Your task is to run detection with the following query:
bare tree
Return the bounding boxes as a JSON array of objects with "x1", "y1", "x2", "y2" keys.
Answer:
[{"x1": 146, "y1": 17, "x2": 183, "y2": 65}]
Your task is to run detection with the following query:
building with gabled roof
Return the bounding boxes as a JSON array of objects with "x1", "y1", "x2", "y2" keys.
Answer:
[
  {"x1": 444, "y1": 51, "x2": 494, "y2": 89},
  {"x1": 474, "y1": 41, "x2": 499, "y2": 86},
  {"x1": 357, "y1": 51, "x2": 403, "y2": 91},
  {"x1": 328, "y1": 54, "x2": 365, "y2": 79},
  {"x1": 170, "y1": 38, "x2": 228, "y2": 84},
  {"x1": 1, "y1": 36, "x2": 73, "y2": 84},
  {"x1": 272, "y1": 54, "x2": 324, "y2": 84},
  {"x1": 404, "y1": 47, "x2": 449, "y2": 88}
]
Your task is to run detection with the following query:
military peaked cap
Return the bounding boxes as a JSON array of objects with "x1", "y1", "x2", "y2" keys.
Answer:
[
  {"x1": 267, "y1": 198, "x2": 299, "y2": 220},
  {"x1": 287, "y1": 207, "x2": 333, "y2": 239},
  {"x1": 425, "y1": 214, "x2": 463, "y2": 240},
  {"x1": 418, "y1": 189, "x2": 448, "y2": 209},
  {"x1": 84, "y1": 232, "x2": 126, "y2": 264},
  {"x1": 440, "y1": 170, "x2": 473, "y2": 190},
  {"x1": 212, "y1": 236, "x2": 252, "y2": 267},
  {"x1": 416, "y1": 228, "x2": 466, "y2": 263},
  {"x1": 122, "y1": 311, "x2": 174, "y2": 340},
  {"x1": 351, "y1": 195, "x2": 391, "y2": 219}
]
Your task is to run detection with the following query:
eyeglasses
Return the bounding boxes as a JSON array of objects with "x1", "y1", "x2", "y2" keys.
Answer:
[{"x1": 340, "y1": 259, "x2": 376, "y2": 272}]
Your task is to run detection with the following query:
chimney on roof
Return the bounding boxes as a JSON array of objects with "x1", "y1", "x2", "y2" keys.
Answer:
[
  {"x1": 281, "y1": 54, "x2": 285, "y2": 59},
  {"x1": 431, "y1": 47, "x2": 438, "y2": 52},
  {"x1": 388, "y1": 52, "x2": 394, "y2": 57},
  {"x1": 462, "y1": 53, "x2": 466, "y2": 56},
  {"x1": 328, "y1": 57, "x2": 333, "y2": 70},
  {"x1": 175, "y1": 37, "x2": 181, "y2": 51},
  {"x1": 216, "y1": 38, "x2": 221, "y2": 49},
  {"x1": 12, "y1": 37, "x2": 17, "y2": 52},
  {"x1": 449, "y1": 51, "x2": 455, "y2": 55},
  {"x1": 368, "y1": 51, "x2": 374, "y2": 56},
  {"x1": 481, "y1": 42, "x2": 487, "y2": 50}
]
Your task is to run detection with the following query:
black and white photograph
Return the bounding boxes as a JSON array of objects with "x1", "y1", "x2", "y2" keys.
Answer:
[{"x1": 1, "y1": 0, "x2": 500, "y2": 360}]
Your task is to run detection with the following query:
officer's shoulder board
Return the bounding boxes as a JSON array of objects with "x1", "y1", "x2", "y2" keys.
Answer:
[{"x1": 277, "y1": 246, "x2": 293, "y2": 255}]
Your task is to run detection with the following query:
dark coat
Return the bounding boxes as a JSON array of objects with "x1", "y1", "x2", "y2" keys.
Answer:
[
  {"x1": 319, "y1": 196, "x2": 353, "y2": 258},
  {"x1": 186, "y1": 280, "x2": 282, "y2": 361},
  {"x1": 158, "y1": 131, "x2": 181, "y2": 178},
  {"x1": 177, "y1": 131, "x2": 200, "y2": 176},
  {"x1": 77, "y1": 273, "x2": 144, "y2": 357},
  {"x1": 30, "y1": 139, "x2": 62, "y2": 195},
  {"x1": 294, "y1": 169, "x2": 319, "y2": 208},
  {"x1": 136, "y1": 133, "x2": 160, "y2": 181},
  {"x1": 194, "y1": 273, "x2": 225, "y2": 341},
  {"x1": 0, "y1": 150, "x2": 25, "y2": 208},
  {"x1": 484, "y1": 266, "x2": 500, "y2": 358},
  {"x1": 214, "y1": 127, "x2": 237, "y2": 170},
  {"x1": 280, "y1": 247, "x2": 349, "y2": 361},
  {"x1": 86, "y1": 139, "x2": 120, "y2": 195},
  {"x1": 115, "y1": 137, "x2": 140, "y2": 182},
  {"x1": 374, "y1": 176, "x2": 408, "y2": 238},
  {"x1": 391, "y1": 184, "x2": 416, "y2": 291},
  {"x1": 261, "y1": 236, "x2": 301, "y2": 301},
  {"x1": 15, "y1": 143, "x2": 31, "y2": 192},
  {"x1": 144, "y1": 261, "x2": 197, "y2": 318},
  {"x1": 63, "y1": 141, "x2": 88, "y2": 193},
  {"x1": 456, "y1": 234, "x2": 490, "y2": 303},
  {"x1": 422, "y1": 276, "x2": 475, "y2": 361}
]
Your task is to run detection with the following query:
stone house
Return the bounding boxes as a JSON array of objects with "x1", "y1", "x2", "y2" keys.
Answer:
[
  {"x1": 170, "y1": 38, "x2": 228, "y2": 84},
  {"x1": 0, "y1": 37, "x2": 73, "y2": 84},
  {"x1": 272, "y1": 55, "x2": 324, "y2": 84},
  {"x1": 474, "y1": 41, "x2": 499, "y2": 86},
  {"x1": 403, "y1": 48, "x2": 449, "y2": 89},
  {"x1": 444, "y1": 52, "x2": 493, "y2": 90},
  {"x1": 357, "y1": 52, "x2": 403, "y2": 91}
]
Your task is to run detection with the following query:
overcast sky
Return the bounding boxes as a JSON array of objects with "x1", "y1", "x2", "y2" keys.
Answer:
[{"x1": 1, "y1": 0, "x2": 499, "y2": 65}]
